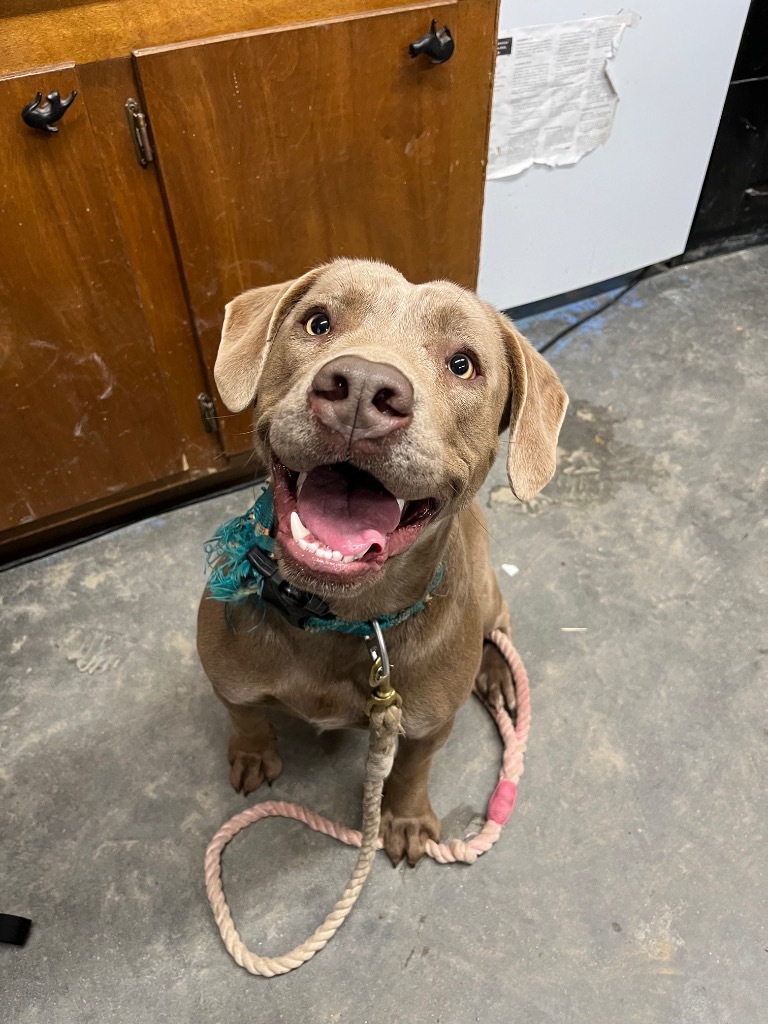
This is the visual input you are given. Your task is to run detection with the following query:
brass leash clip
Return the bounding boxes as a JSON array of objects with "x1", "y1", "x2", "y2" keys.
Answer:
[{"x1": 363, "y1": 621, "x2": 402, "y2": 716}]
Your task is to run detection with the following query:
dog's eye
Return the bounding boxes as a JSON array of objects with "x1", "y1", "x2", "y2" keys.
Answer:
[
  {"x1": 304, "y1": 311, "x2": 332, "y2": 336},
  {"x1": 448, "y1": 352, "x2": 475, "y2": 379}
]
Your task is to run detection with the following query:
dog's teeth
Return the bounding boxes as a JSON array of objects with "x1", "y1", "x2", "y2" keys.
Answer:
[
  {"x1": 331, "y1": 550, "x2": 343, "y2": 562},
  {"x1": 319, "y1": 547, "x2": 333, "y2": 560},
  {"x1": 296, "y1": 472, "x2": 307, "y2": 495},
  {"x1": 290, "y1": 510, "x2": 311, "y2": 542},
  {"x1": 342, "y1": 550, "x2": 367, "y2": 562},
  {"x1": 396, "y1": 499, "x2": 406, "y2": 512}
]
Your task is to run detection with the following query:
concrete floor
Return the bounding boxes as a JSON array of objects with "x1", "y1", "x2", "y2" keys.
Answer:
[{"x1": 2, "y1": 248, "x2": 766, "y2": 1023}]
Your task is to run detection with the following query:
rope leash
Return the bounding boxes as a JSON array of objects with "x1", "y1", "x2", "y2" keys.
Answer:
[{"x1": 204, "y1": 629, "x2": 530, "y2": 976}]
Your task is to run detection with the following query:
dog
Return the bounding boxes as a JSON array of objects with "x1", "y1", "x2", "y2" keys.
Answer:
[{"x1": 197, "y1": 259, "x2": 567, "y2": 866}]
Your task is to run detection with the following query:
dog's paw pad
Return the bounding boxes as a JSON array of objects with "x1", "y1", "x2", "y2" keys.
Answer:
[
  {"x1": 228, "y1": 748, "x2": 283, "y2": 795},
  {"x1": 379, "y1": 807, "x2": 440, "y2": 867}
]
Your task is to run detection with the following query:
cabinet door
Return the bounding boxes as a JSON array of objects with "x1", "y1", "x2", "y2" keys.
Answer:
[
  {"x1": 0, "y1": 65, "x2": 185, "y2": 531},
  {"x1": 134, "y1": 0, "x2": 497, "y2": 453}
]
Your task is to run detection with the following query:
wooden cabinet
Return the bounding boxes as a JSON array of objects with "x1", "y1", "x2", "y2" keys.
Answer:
[
  {"x1": 135, "y1": 1, "x2": 496, "y2": 453},
  {"x1": 0, "y1": 64, "x2": 187, "y2": 531},
  {"x1": 0, "y1": 0, "x2": 498, "y2": 557}
]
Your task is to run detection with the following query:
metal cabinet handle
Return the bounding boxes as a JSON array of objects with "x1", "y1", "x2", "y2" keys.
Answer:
[
  {"x1": 21, "y1": 90, "x2": 77, "y2": 133},
  {"x1": 409, "y1": 20, "x2": 455, "y2": 64}
]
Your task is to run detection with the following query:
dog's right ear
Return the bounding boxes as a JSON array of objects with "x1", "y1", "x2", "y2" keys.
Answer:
[{"x1": 214, "y1": 269, "x2": 322, "y2": 412}]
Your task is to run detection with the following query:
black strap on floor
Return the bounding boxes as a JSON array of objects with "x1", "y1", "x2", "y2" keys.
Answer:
[{"x1": 0, "y1": 913, "x2": 32, "y2": 946}]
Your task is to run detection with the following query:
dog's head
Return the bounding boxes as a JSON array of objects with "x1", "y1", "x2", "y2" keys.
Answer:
[{"x1": 215, "y1": 259, "x2": 567, "y2": 593}]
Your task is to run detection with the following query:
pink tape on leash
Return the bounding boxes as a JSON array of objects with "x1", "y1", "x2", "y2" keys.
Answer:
[{"x1": 487, "y1": 779, "x2": 517, "y2": 825}]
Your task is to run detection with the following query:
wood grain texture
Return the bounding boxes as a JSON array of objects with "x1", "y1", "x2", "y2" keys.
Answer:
[
  {"x1": 0, "y1": 0, "x2": 431, "y2": 76},
  {"x1": 76, "y1": 57, "x2": 223, "y2": 471},
  {"x1": 0, "y1": 65, "x2": 184, "y2": 530},
  {"x1": 136, "y1": 0, "x2": 498, "y2": 453},
  {"x1": 0, "y1": 451, "x2": 259, "y2": 565}
]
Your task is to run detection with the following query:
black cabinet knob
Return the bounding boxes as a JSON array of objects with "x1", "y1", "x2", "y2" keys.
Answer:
[
  {"x1": 409, "y1": 20, "x2": 455, "y2": 64},
  {"x1": 21, "y1": 90, "x2": 77, "y2": 133}
]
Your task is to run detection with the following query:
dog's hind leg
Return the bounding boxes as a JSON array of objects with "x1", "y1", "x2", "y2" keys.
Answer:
[
  {"x1": 475, "y1": 640, "x2": 516, "y2": 715},
  {"x1": 475, "y1": 571, "x2": 516, "y2": 713},
  {"x1": 220, "y1": 699, "x2": 283, "y2": 795}
]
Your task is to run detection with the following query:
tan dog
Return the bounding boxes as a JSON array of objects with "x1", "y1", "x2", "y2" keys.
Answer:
[{"x1": 197, "y1": 259, "x2": 567, "y2": 865}]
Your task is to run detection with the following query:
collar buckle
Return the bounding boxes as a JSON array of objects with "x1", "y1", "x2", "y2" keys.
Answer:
[{"x1": 245, "y1": 546, "x2": 334, "y2": 630}]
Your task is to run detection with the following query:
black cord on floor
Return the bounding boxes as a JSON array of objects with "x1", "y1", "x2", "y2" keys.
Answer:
[{"x1": 536, "y1": 266, "x2": 651, "y2": 355}]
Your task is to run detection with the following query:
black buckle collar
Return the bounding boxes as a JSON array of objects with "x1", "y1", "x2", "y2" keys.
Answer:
[{"x1": 246, "y1": 546, "x2": 336, "y2": 631}]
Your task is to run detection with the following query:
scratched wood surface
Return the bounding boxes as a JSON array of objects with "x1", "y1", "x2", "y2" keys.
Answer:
[
  {"x1": 135, "y1": 0, "x2": 498, "y2": 454},
  {"x1": 76, "y1": 57, "x2": 222, "y2": 472},
  {"x1": 0, "y1": 65, "x2": 184, "y2": 531}
]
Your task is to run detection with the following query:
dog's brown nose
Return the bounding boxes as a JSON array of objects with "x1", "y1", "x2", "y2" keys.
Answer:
[{"x1": 309, "y1": 355, "x2": 413, "y2": 441}]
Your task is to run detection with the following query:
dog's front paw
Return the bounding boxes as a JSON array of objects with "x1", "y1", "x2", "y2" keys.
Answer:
[
  {"x1": 379, "y1": 805, "x2": 441, "y2": 867},
  {"x1": 227, "y1": 741, "x2": 283, "y2": 796},
  {"x1": 475, "y1": 639, "x2": 516, "y2": 714}
]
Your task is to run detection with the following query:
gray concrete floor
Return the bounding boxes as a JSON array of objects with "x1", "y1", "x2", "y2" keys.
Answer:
[{"x1": 2, "y1": 248, "x2": 766, "y2": 1023}]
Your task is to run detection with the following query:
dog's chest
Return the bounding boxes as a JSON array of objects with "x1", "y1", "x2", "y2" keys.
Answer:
[
  {"x1": 261, "y1": 665, "x2": 369, "y2": 732},
  {"x1": 259, "y1": 665, "x2": 437, "y2": 739},
  {"x1": 243, "y1": 627, "x2": 441, "y2": 737}
]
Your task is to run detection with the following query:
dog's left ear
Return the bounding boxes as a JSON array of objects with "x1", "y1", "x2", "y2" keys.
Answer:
[
  {"x1": 214, "y1": 269, "x2": 322, "y2": 412},
  {"x1": 497, "y1": 314, "x2": 569, "y2": 501}
]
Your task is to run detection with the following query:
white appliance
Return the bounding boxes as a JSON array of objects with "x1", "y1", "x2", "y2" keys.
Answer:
[{"x1": 478, "y1": 0, "x2": 752, "y2": 309}]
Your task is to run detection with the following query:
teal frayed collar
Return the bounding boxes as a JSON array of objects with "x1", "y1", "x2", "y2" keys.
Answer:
[{"x1": 205, "y1": 486, "x2": 444, "y2": 636}]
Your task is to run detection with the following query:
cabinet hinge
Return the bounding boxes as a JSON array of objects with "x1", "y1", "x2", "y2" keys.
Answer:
[
  {"x1": 125, "y1": 98, "x2": 154, "y2": 168},
  {"x1": 198, "y1": 393, "x2": 220, "y2": 434}
]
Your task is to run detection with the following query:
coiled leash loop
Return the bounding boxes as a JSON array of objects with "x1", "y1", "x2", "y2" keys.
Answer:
[{"x1": 204, "y1": 628, "x2": 530, "y2": 977}]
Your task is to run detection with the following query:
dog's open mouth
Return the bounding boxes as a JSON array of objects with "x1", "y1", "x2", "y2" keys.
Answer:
[{"x1": 272, "y1": 461, "x2": 440, "y2": 579}]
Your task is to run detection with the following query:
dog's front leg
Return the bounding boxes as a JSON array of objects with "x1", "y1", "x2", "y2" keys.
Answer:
[
  {"x1": 379, "y1": 717, "x2": 454, "y2": 866},
  {"x1": 219, "y1": 698, "x2": 283, "y2": 796}
]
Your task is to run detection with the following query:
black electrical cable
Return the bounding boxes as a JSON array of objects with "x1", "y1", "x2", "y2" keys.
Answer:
[
  {"x1": 536, "y1": 266, "x2": 650, "y2": 355},
  {"x1": 0, "y1": 913, "x2": 31, "y2": 946}
]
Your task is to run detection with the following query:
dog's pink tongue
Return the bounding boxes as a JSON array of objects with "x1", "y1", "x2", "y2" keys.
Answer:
[{"x1": 297, "y1": 466, "x2": 401, "y2": 556}]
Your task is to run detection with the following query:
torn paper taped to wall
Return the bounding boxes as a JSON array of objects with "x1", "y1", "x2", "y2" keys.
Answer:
[{"x1": 487, "y1": 11, "x2": 639, "y2": 180}]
